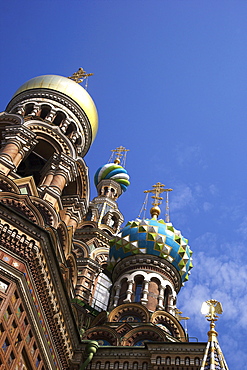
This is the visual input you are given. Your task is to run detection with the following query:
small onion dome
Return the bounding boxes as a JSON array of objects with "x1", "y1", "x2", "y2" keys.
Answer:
[
  {"x1": 11, "y1": 75, "x2": 98, "y2": 141},
  {"x1": 94, "y1": 163, "x2": 130, "y2": 192},
  {"x1": 108, "y1": 218, "x2": 193, "y2": 282}
]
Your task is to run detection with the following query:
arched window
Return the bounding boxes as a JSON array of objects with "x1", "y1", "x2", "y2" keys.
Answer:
[
  {"x1": 142, "y1": 363, "x2": 148, "y2": 370},
  {"x1": 164, "y1": 285, "x2": 172, "y2": 311},
  {"x1": 156, "y1": 357, "x2": 161, "y2": 365},
  {"x1": 114, "y1": 362, "x2": 119, "y2": 370},
  {"x1": 24, "y1": 103, "x2": 34, "y2": 116},
  {"x1": 53, "y1": 111, "x2": 66, "y2": 126},
  {"x1": 16, "y1": 139, "x2": 55, "y2": 186},
  {"x1": 165, "y1": 357, "x2": 171, "y2": 365},
  {"x1": 134, "y1": 276, "x2": 143, "y2": 302},
  {"x1": 185, "y1": 357, "x2": 190, "y2": 366},
  {"x1": 123, "y1": 362, "x2": 129, "y2": 370},
  {"x1": 133, "y1": 362, "x2": 138, "y2": 370},
  {"x1": 40, "y1": 105, "x2": 51, "y2": 119},
  {"x1": 118, "y1": 278, "x2": 128, "y2": 305},
  {"x1": 91, "y1": 273, "x2": 112, "y2": 311},
  {"x1": 96, "y1": 362, "x2": 101, "y2": 369},
  {"x1": 65, "y1": 121, "x2": 76, "y2": 136},
  {"x1": 194, "y1": 358, "x2": 200, "y2": 366},
  {"x1": 175, "y1": 357, "x2": 180, "y2": 365},
  {"x1": 105, "y1": 362, "x2": 110, "y2": 369}
]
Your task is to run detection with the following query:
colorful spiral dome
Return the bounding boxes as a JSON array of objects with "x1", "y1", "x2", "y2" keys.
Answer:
[
  {"x1": 94, "y1": 163, "x2": 130, "y2": 192},
  {"x1": 108, "y1": 218, "x2": 193, "y2": 282}
]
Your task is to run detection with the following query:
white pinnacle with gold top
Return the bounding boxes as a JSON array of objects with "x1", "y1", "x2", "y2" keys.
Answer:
[{"x1": 200, "y1": 300, "x2": 229, "y2": 370}]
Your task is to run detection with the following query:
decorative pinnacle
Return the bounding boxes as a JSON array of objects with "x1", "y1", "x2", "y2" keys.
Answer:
[
  {"x1": 201, "y1": 299, "x2": 223, "y2": 340},
  {"x1": 68, "y1": 67, "x2": 93, "y2": 84},
  {"x1": 109, "y1": 146, "x2": 129, "y2": 167}
]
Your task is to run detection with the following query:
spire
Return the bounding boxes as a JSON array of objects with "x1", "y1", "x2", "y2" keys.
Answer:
[{"x1": 200, "y1": 300, "x2": 229, "y2": 370}]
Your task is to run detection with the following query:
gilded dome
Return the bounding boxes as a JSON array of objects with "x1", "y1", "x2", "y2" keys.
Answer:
[
  {"x1": 109, "y1": 218, "x2": 193, "y2": 282},
  {"x1": 12, "y1": 75, "x2": 98, "y2": 141}
]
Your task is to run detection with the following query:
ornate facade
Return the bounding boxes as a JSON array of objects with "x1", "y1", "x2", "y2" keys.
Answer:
[{"x1": 0, "y1": 71, "x2": 228, "y2": 370}]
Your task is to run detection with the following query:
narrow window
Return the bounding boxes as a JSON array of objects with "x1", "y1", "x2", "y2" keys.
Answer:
[
  {"x1": 24, "y1": 103, "x2": 34, "y2": 116},
  {"x1": 156, "y1": 357, "x2": 161, "y2": 365},
  {"x1": 53, "y1": 111, "x2": 65, "y2": 126},
  {"x1": 40, "y1": 105, "x2": 51, "y2": 119},
  {"x1": 185, "y1": 357, "x2": 190, "y2": 366},
  {"x1": 142, "y1": 363, "x2": 148, "y2": 370},
  {"x1": 165, "y1": 357, "x2": 171, "y2": 365},
  {"x1": 195, "y1": 358, "x2": 200, "y2": 366},
  {"x1": 175, "y1": 357, "x2": 180, "y2": 365}
]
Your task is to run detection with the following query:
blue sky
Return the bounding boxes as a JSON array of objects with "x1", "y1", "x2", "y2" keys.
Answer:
[{"x1": 1, "y1": 1, "x2": 247, "y2": 368}]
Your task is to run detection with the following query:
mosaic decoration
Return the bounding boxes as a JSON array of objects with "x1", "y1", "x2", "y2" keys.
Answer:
[
  {"x1": 108, "y1": 218, "x2": 193, "y2": 282},
  {"x1": 94, "y1": 163, "x2": 130, "y2": 192},
  {"x1": 201, "y1": 340, "x2": 229, "y2": 370}
]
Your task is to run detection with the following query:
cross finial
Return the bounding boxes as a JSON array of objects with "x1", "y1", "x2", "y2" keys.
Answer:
[
  {"x1": 68, "y1": 67, "x2": 93, "y2": 84},
  {"x1": 144, "y1": 182, "x2": 172, "y2": 207},
  {"x1": 109, "y1": 146, "x2": 129, "y2": 167}
]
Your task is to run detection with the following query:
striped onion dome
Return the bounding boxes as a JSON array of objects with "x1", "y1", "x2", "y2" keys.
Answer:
[{"x1": 94, "y1": 163, "x2": 130, "y2": 192}]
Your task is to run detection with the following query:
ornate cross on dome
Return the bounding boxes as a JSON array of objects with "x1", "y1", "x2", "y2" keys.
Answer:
[
  {"x1": 144, "y1": 183, "x2": 173, "y2": 221},
  {"x1": 109, "y1": 146, "x2": 129, "y2": 167},
  {"x1": 144, "y1": 182, "x2": 172, "y2": 206},
  {"x1": 68, "y1": 67, "x2": 93, "y2": 84}
]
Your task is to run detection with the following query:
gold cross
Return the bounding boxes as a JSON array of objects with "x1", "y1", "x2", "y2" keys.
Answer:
[
  {"x1": 110, "y1": 146, "x2": 129, "y2": 165},
  {"x1": 144, "y1": 182, "x2": 170, "y2": 207},
  {"x1": 68, "y1": 67, "x2": 93, "y2": 84}
]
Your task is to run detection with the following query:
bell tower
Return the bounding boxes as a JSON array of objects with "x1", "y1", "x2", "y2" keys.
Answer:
[{"x1": 73, "y1": 147, "x2": 130, "y2": 313}]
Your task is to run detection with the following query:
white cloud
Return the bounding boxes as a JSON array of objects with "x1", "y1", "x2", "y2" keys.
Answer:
[
  {"x1": 178, "y1": 236, "x2": 247, "y2": 370},
  {"x1": 237, "y1": 216, "x2": 247, "y2": 240},
  {"x1": 209, "y1": 184, "x2": 218, "y2": 196},
  {"x1": 175, "y1": 145, "x2": 203, "y2": 167}
]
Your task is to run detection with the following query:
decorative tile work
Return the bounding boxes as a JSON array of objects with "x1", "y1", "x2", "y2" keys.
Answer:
[
  {"x1": 0, "y1": 252, "x2": 59, "y2": 369},
  {"x1": 201, "y1": 340, "x2": 229, "y2": 370},
  {"x1": 109, "y1": 218, "x2": 193, "y2": 282}
]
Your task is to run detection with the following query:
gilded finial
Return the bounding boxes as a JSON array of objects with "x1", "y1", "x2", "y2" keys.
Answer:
[
  {"x1": 109, "y1": 146, "x2": 129, "y2": 167},
  {"x1": 201, "y1": 299, "x2": 223, "y2": 340},
  {"x1": 144, "y1": 182, "x2": 173, "y2": 219},
  {"x1": 68, "y1": 67, "x2": 93, "y2": 86}
]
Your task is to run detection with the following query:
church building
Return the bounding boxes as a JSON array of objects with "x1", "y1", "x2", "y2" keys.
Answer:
[{"x1": 0, "y1": 70, "x2": 228, "y2": 369}]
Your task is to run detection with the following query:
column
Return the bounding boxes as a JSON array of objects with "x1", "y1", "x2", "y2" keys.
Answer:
[
  {"x1": 123, "y1": 280, "x2": 134, "y2": 303},
  {"x1": 113, "y1": 284, "x2": 121, "y2": 307},
  {"x1": 140, "y1": 279, "x2": 149, "y2": 305},
  {"x1": 0, "y1": 125, "x2": 37, "y2": 175},
  {"x1": 157, "y1": 285, "x2": 165, "y2": 310}
]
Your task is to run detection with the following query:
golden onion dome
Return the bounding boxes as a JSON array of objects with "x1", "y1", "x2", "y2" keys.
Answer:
[{"x1": 12, "y1": 74, "x2": 98, "y2": 141}]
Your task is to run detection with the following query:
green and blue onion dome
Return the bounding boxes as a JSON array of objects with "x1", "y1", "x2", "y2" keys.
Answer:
[
  {"x1": 108, "y1": 213, "x2": 193, "y2": 283},
  {"x1": 94, "y1": 160, "x2": 130, "y2": 193}
]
